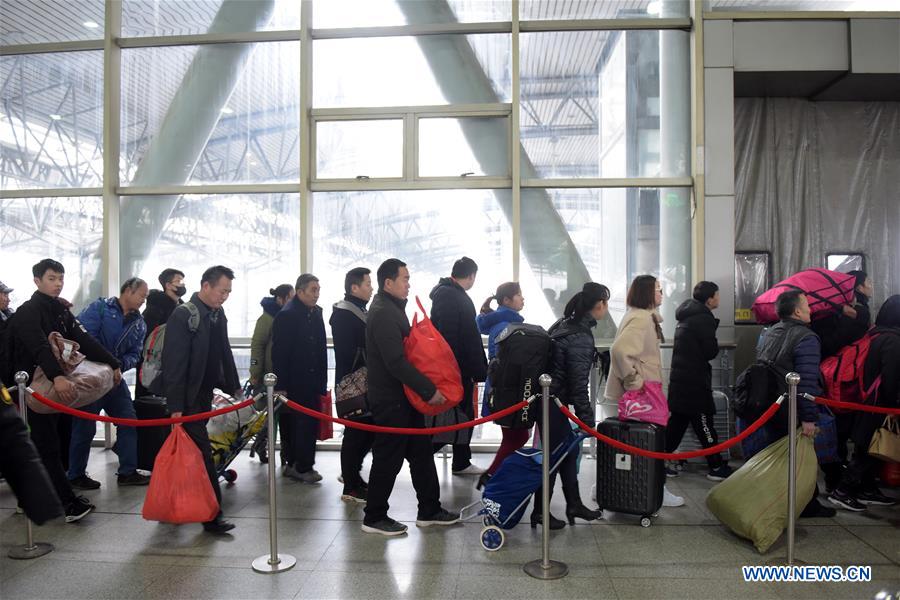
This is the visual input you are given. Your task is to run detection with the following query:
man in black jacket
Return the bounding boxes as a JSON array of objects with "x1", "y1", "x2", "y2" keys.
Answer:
[
  {"x1": 664, "y1": 281, "x2": 732, "y2": 481},
  {"x1": 362, "y1": 258, "x2": 459, "y2": 536},
  {"x1": 136, "y1": 267, "x2": 185, "y2": 398},
  {"x1": 162, "y1": 265, "x2": 242, "y2": 534},
  {"x1": 9, "y1": 259, "x2": 122, "y2": 523},
  {"x1": 428, "y1": 257, "x2": 488, "y2": 475},
  {"x1": 330, "y1": 267, "x2": 374, "y2": 503},
  {"x1": 272, "y1": 274, "x2": 328, "y2": 484}
]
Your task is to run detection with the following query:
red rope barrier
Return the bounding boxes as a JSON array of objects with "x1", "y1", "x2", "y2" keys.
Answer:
[
  {"x1": 282, "y1": 397, "x2": 530, "y2": 435},
  {"x1": 809, "y1": 396, "x2": 900, "y2": 415},
  {"x1": 26, "y1": 389, "x2": 255, "y2": 426},
  {"x1": 556, "y1": 398, "x2": 784, "y2": 460}
]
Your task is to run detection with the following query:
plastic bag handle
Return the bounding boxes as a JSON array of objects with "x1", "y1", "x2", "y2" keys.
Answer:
[{"x1": 415, "y1": 296, "x2": 428, "y2": 319}]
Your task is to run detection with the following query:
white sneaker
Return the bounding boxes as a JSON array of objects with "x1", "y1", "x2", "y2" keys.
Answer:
[
  {"x1": 663, "y1": 486, "x2": 685, "y2": 507},
  {"x1": 452, "y1": 464, "x2": 486, "y2": 476}
]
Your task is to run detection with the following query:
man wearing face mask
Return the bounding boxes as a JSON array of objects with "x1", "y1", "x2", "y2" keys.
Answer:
[{"x1": 137, "y1": 268, "x2": 186, "y2": 398}]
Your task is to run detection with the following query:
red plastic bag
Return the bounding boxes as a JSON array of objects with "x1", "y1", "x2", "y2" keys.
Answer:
[
  {"x1": 403, "y1": 297, "x2": 464, "y2": 416},
  {"x1": 318, "y1": 392, "x2": 333, "y2": 441},
  {"x1": 142, "y1": 425, "x2": 219, "y2": 524},
  {"x1": 751, "y1": 268, "x2": 855, "y2": 324},
  {"x1": 618, "y1": 380, "x2": 669, "y2": 426}
]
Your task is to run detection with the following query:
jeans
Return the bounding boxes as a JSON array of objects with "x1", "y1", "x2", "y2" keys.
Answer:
[{"x1": 68, "y1": 380, "x2": 138, "y2": 478}]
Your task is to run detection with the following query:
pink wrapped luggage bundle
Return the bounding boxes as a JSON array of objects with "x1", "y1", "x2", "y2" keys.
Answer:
[
  {"x1": 751, "y1": 268, "x2": 855, "y2": 325},
  {"x1": 28, "y1": 332, "x2": 115, "y2": 414}
]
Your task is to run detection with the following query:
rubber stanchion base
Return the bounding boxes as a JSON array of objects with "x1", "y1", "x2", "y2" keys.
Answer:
[
  {"x1": 8, "y1": 542, "x2": 53, "y2": 560},
  {"x1": 252, "y1": 553, "x2": 296, "y2": 574},
  {"x1": 523, "y1": 559, "x2": 568, "y2": 580}
]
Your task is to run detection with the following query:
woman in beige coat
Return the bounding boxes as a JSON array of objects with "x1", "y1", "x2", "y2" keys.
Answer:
[{"x1": 606, "y1": 275, "x2": 684, "y2": 507}]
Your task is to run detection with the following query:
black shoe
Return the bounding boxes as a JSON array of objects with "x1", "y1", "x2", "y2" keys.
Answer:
[
  {"x1": 828, "y1": 490, "x2": 867, "y2": 512},
  {"x1": 799, "y1": 499, "x2": 837, "y2": 518},
  {"x1": 416, "y1": 509, "x2": 461, "y2": 527},
  {"x1": 707, "y1": 465, "x2": 734, "y2": 482},
  {"x1": 856, "y1": 489, "x2": 897, "y2": 507},
  {"x1": 361, "y1": 518, "x2": 408, "y2": 536},
  {"x1": 203, "y1": 518, "x2": 236, "y2": 534},
  {"x1": 565, "y1": 504, "x2": 602, "y2": 525},
  {"x1": 117, "y1": 472, "x2": 151, "y2": 486},
  {"x1": 65, "y1": 496, "x2": 94, "y2": 523},
  {"x1": 69, "y1": 474, "x2": 101, "y2": 490},
  {"x1": 476, "y1": 472, "x2": 492, "y2": 491},
  {"x1": 530, "y1": 512, "x2": 566, "y2": 530}
]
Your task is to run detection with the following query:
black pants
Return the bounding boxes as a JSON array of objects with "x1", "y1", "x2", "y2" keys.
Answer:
[
  {"x1": 278, "y1": 408, "x2": 293, "y2": 465},
  {"x1": 341, "y1": 417, "x2": 374, "y2": 492},
  {"x1": 27, "y1": 409, "x2": 77, "y2": 506},
  {"x1": 431, "y1": 379, "x2": 474, "y2": 472},
  {"x1": 184, "y1": 392, "x2": 222, "y2": 521},
  {"x1": 364, "y1": 410, "x2": 441, "y2": 524},
  {"x1": 286, "y1": 402, "x2": 319, "y2": 473},
  {"x1": 821, "y1": 411, "x2": 854, "y2": 490},
  {"x1": 665, "y1": 412, "x2": 724, "y2": 469},
  {"x1": 532, "y1": 397, "x2": 583, "y2": 512},
  {"x1": 837, "y1": 452, "x2": 879, "y2": 496}
]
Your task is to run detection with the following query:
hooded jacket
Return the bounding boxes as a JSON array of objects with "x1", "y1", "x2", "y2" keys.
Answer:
[
  {"x1": 477, "y1": 306, "x2": 525, "y2": 360},
  {"x1": 667, "y1": 298, "x2": 719, "y2": 414},
  {"x1": 249, "y1": 296, "x2": 282, "y2": 384},
  {"x1": 78, "y1": 297, "x2": 147, "y2": 373},
  {"x1": 10, "y1": 291, "x2": 120, "y2": 382},
  {"x1": 429, "y1": 278, "x2": 487, "y2": 383}
]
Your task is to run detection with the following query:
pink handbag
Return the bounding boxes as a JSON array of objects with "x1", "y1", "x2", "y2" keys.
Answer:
[{"x1": 618, "y1": 380, "x2": 669, "y2": 426}]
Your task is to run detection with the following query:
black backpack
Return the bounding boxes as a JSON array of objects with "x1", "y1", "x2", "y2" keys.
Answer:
[
  {"x1": 733, "y1": 360, "x2": 788, "y2": 424},
  {"x1": 0, "y1": 315, "x2": 16, "y2": 388},
  {"x1": 487, "y1": 323, "x2": 551, "y2": 429}
]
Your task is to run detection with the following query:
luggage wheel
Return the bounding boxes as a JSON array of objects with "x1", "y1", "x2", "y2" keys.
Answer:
[
  {"x1": 480, "y1": 525, "x2": 505, "y2": 551},
  {"x1": 224, "y1": 469, "x2": 238, "y2": 484},
  {"x1": 640, "y1": 516, "x2": 652, "y2": 528}
]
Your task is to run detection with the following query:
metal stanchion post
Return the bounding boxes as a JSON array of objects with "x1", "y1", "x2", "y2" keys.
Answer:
[
  {"x1": 785, "y1": 372, "x2": 800, "y2": 567},
  {"x1": 8, "y1": 371, "x2": 54, "y2": 560},
  {"x1": 524, "y1": 374, "x2": 568, "y2": 580},
  {"x1": 252, "y1": 373, "x2": 296, "y2": 574}
]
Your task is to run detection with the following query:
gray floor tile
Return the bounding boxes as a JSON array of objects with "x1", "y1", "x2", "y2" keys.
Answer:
[
  {"x1": 612, "y1": 577, "x2": 783, "y2": 600},
  {"x1": 142, "y1": 564, "x2": 309, "y2": 600},
  {"x1": 842, "y1": 525, "x2": 900, "y2": 565},
  {"x1": 455, "y1": 572, "x2": 617, "y2": 600},
  {"x1": 295, "y1": 570, "x2": 459, "y2": 599},
  {"x1": 0, "y1": 558, "x2": 167, "y2": 599}
]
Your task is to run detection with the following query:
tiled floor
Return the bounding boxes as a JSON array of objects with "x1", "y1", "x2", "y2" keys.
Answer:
[{"x1": 1, "y1": 448, "x2": 897, "y2": 599}]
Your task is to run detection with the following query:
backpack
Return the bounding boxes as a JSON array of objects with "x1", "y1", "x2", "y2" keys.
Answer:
[
  {"x1": 0, "y1": 314, "x2": 14, "y2": 387},
  {"x1": 488, "y1": 321, "x2": 591, "y2": 429},
  {"x1": 820, "y1": 332, "x2": 881, "y2": 413},
  {"x1": 733, "y1": 360, "x2": 788, "y2": 423},
  {"x1": 139, "y1": 302, "x2": 200, "y2": 395}
]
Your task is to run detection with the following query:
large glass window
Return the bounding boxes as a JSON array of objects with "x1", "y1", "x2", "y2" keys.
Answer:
[
  {"x1": 312, "y1": 189, "x2": 513, "y2": 333},
  {"x1": 120, "y1": 193, "x2": 301, "y2": 337},
  {"x1": 709, "y1": 0, "x2": 887, "y2": 12},
  {"x1": 122, "y1": 0, "x2": 301, "y2": 37},
  {"x1": 520, "y1": 30, "x2": 689, "y2": 179},
  {"x1": 1, "y1": 0, "x2": 103, "y2": 46},
  {"x1": 520, "y1": 187, "x2": 671, "y2": 336},
  {"x1": 521, "y1": 0, "x2": 690, "y2": 20},
  {"x1": 315, "y1": 119, "x2": 404, "y2": 180},
  {"x1": 0, "y1": 52, "x2": 104, "y2": 190},
  {"x1": 121, "y1": 42, "x2": 300, "y2": 185},
  {"x1": 418, "y1": 117, "x2": 509, "y2": 178},
  {"x1": 314, "y1": 35, "x2": 511, "y2": 108},
  {"x1": 313, "y1": 0, "x2": 512, "y2": 28},
  {"x1": 0, "y1": 197, "x2": 104, "y2": 313}
]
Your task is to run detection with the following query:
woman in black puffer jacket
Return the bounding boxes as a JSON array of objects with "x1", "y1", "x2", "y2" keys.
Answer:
[{"x1": 532, "y1": 282, "x2": 609, "y2": 529}]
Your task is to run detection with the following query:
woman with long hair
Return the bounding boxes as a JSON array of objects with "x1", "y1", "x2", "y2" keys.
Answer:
[
  {"x1": 607, "y1": 275, "x2": 684, "y2": 507},
  {"x1": 532, "y1": 282, "x2": 609, "y2": 529},
  {"x1": 476, "y1": 282, "x2": 527, "y2": 489}
]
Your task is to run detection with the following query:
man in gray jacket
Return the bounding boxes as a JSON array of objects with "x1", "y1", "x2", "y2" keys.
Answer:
[{"x1": 162, "y1": 265, "x2": 242, "y2": 534}]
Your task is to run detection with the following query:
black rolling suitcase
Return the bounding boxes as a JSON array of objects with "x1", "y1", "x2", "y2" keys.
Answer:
[
  {"x1": 135, "y1": 396, "x2": 169, "y2": 471},
  {"x1": 595, "y1": 418, "x2": 665, "y2": 527}
]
